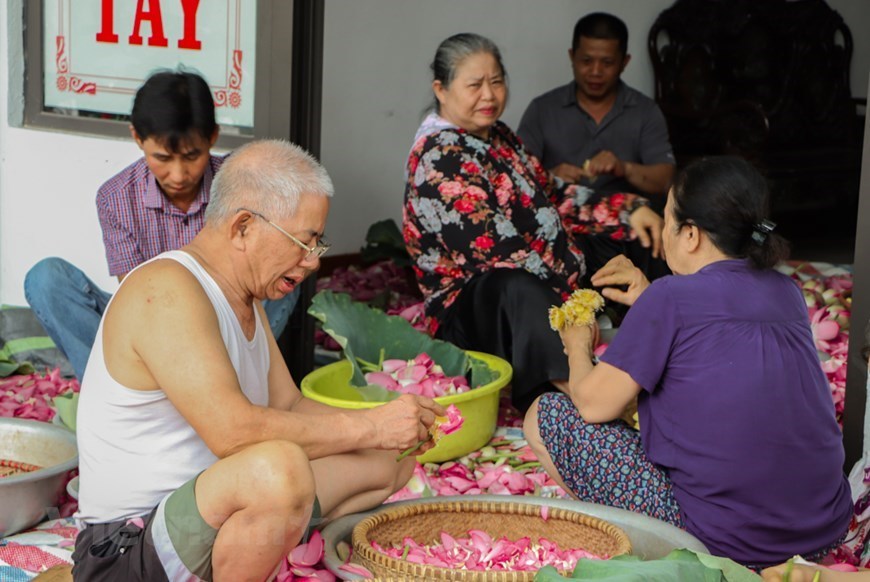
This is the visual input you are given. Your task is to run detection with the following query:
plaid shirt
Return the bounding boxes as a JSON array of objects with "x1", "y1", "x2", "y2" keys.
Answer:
[{"x1": 96, "y1": 155, "x2": 225, "y2": 276}]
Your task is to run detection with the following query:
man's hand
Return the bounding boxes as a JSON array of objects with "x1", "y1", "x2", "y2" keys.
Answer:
[
  {"x1": 362, "y1": 394, "x2": 445, "y2": 451},
  {"x1": 551, "y1": 162, "x2": 590, "y2": 184},
  {"x1": 590, "y1": 255, "x2": 651, "y2": 307},
  {"x1": 628, "y1": 206, "x2": 663, "y2": 259},
  {"x1": 585, "y1": 150, "x2": 625, "y2": 178},
  {"x1": 585, "y1": 153, "x2": 674, "y2": 197}
]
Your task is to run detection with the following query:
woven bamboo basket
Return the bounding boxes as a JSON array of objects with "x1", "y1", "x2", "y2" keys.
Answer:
[{"x1": 351, "y1": 499, "x2": 632, "y2": 581}]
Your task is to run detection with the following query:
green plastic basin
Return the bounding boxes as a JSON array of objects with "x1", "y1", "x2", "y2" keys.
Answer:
[{"x1": 300, "y1": 351, "x2": 512, "y2": 463}]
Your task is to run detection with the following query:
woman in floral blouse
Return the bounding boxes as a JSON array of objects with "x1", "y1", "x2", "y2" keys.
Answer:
[{"x1": 403, "y1": 33, "x2": 663, "y2": 411}]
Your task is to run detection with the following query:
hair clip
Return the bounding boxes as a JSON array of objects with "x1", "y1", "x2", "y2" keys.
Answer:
[{"x1": 751, "y1": 219, "x2": 776, "y2": 245}]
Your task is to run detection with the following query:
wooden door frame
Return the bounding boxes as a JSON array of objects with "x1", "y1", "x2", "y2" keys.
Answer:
[
  {"x1": 276, "y1": 0, "x2": 325, "y2": 381},
  {"x1": 843, "y1": 79, "x2": 870, "y2": 470}
]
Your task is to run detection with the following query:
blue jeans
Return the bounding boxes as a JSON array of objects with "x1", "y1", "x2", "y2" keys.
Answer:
[{"x1": 24, "y1": 258, "x2": 300, "y2": 380}]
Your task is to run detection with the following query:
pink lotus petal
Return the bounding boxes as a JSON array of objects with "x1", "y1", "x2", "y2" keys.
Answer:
[
  {"x1": 487, "y1": 480, "x2": 511, "y2": 495},
  {"x1": 440, "y1": 532, "x2": 457, "y2": 551},
  {"x1": 469, "y1": 529, "x2": 492, "y2": 552},
  {"x1": 814, "y1": 320, "x2": 840, "y2": 341},
  {"x1": 277, "y1": 556, "x2": 291, "y2": 578},
  {"x1": 398, "y1": 364, "x2": 428, "y2": 382},
  {"x1": 364, "y1": 372, "x2": 400, "y2": 391},
  {"x1": 382, "y1": 359, "x2": 408, "y2": 373},
  {"x1": 439, "y1": 405, "x2": 464, "y2": 436},
  {"x1": 541, "y1": 505, "x2": 549, "y2": 521},
  {"x1": 294, "y1": 570, "x2": 335, "y2": 582},
  {"x1": 289, "y1": 530, "x2": 325, "y2": 567},
  {"x1": 297, "y1": 570, "x2": 336, "y2": 582},
  {"x1": 828, "y1": 563, "x2": 861, "y2": 572},
  {"x1": 501, "y1": 471, "x2": 532, "y2": 494},
  {"x1": 443, "y1": 475, "x2": 476, "y2": 493},
  {"x1": 413, "y1": 353, "x2": 434, "y2": 368},
  {"x1": 434, "y1": 485, "x2": 461, "y2": 496},
  {"x1": 338, "y1": 563, "x2": 374, "y2": 577}
]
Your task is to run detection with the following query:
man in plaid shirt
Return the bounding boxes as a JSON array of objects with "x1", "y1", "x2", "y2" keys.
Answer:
[{"x1": 24, "y1": 71, "x2": 299, "y2": 380}]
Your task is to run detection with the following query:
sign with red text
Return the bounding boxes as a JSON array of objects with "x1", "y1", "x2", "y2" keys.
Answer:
[{"x1": 43, "y1": 0, "x2": 256, "y2": 127}]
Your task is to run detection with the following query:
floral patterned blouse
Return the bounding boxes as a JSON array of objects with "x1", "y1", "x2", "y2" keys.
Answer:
[{"x1": 403, "y1": 117, "x2": 646, "y2": 331}]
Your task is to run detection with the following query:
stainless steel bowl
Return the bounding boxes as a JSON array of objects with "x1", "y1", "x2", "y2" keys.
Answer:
[
  {"x1": 321, "y1": 495, "x2": 708, "y2": 580},
  {"x1": 0, "y1": 418, "x2": 78, "y2": 537}
]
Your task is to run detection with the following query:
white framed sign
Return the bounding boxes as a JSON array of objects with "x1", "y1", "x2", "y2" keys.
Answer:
[{"x1": 43, "y1": 0, "x2": 257, "y2": 128}]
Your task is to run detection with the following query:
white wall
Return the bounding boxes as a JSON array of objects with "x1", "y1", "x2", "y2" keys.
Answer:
[
  {"x1": 319, "y1": 0, "x2": 665, "y2": 262},
  {"x1": 2, "y1": 0, "x2": 869, "y2": 306},
  {"x1": 319, "y1": 0, "x2": 870, "y2": 260}
]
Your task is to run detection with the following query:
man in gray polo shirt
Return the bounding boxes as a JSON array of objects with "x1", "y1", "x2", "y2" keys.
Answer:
[{"x1": 518, "y1": 12, "x2": 675, "y2": 211}]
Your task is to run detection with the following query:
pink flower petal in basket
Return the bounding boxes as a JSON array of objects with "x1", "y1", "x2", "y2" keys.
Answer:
[
  {"x1": 469, "y1": 529, "x2": 492, "y2": 553},
  {"x1": 440, "y1": 531, "x2": 457, "y2": 551}
]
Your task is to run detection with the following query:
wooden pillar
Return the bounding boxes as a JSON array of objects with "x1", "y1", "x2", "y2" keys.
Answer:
[{"x1": 842, "y1": 88, "x2": 870, "y2": 470}]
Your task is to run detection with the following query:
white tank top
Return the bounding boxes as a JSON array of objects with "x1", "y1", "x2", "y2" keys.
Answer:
[{"x1": 76, "y1": 250, "x2": 270, "y2": 523}]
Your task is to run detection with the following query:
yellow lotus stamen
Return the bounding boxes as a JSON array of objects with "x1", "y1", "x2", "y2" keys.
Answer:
[{"x1": 549, "y1": 289, "x2": 605, "y2": 331}]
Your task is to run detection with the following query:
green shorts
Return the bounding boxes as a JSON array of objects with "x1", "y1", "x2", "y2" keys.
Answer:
[{"x1": 73, "y1": 473, "x2": 321, "y2": 582}]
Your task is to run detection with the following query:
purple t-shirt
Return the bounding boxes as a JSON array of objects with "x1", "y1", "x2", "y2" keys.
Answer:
[{"x1": 601, "y1": 259, "x2": 851, "y2": 564}]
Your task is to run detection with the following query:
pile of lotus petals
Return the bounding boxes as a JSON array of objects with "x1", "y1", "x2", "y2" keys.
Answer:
[
  {"x1": 372, "y1": 529, "x2": 605, "y2": 572},
  {"x1": 275, "y1": 530, "x2": 373, "y2": 581},
  {"x1": 315, "y1": 261, "x2": 425, "y2": 350},
  {"x1": 365, "y1": 354, "x2": 470, "y2": 398},
  {"x1": 388, "y1": 427, "x2": 566, "y2": 502},
  {"x1": 793, "y1": 270, "x2": 852, "y2": 426},
  {"x1": 0, "y1": 368, "x2": 79, "y2": 422}
]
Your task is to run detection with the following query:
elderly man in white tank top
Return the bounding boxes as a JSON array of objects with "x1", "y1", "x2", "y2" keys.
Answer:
[{"x1": 72, "y1": 139, "x2": 445, "y2": 582}]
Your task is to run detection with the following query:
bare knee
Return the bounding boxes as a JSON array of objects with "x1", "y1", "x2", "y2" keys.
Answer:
[
  {"x1": 238, "y1": 440, "x2": 315, "y2": 512},
  {"x1": 358, "y1": 450, "x2": 414, "y2": 499}
]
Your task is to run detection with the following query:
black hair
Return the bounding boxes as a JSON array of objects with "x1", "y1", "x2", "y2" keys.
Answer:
[
  {"x1": 131, "y1": 70, "x2": 216, "y2": 153},
  {"x1": 430, "y1": 33, "x2": 507, "y2": 114},
  {"x1": 671, "y1": 156, "x2": 790, "y2": 269},
  {"x1": 572, "y1": 12, "x2": 628, "y2": 55}
]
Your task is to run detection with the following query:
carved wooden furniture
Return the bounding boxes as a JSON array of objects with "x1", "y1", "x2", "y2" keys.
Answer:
[{"x1": 648, "y1": 0, "x2": 864, "y2": 218}]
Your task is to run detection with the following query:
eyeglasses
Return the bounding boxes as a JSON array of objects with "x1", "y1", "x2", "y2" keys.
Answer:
[{"x1": 238, "y1": 208, "x2": 330, "y2": 260}]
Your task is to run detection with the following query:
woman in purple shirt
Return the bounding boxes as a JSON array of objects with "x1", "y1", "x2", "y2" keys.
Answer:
[{"x1": 524, "y1": 156, "x2": 852, "y2": 567}]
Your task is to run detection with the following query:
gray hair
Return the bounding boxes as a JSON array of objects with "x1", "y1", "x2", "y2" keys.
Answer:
[
  {"x1": 430, "y1": 33, "x2": 507, "y2": 113},
  {"x1": 206, "y1": 139, "x2": 334, "y2": 224}
]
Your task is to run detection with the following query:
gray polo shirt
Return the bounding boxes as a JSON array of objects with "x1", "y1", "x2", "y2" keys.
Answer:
[{"x1": 518, "y1": 81, "x2": 674, "y2": 196}]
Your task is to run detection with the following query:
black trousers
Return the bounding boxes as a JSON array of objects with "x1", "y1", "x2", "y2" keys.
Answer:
[
  {"x1": 577, "y1": 233, "x2": 671, "y2": 284},
  {"x1": 436, "y1": 269, "x2": 569, "y2": 413},
  {"x1": 434, "y1": 236, "x2": 667, "y2": 411}
]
